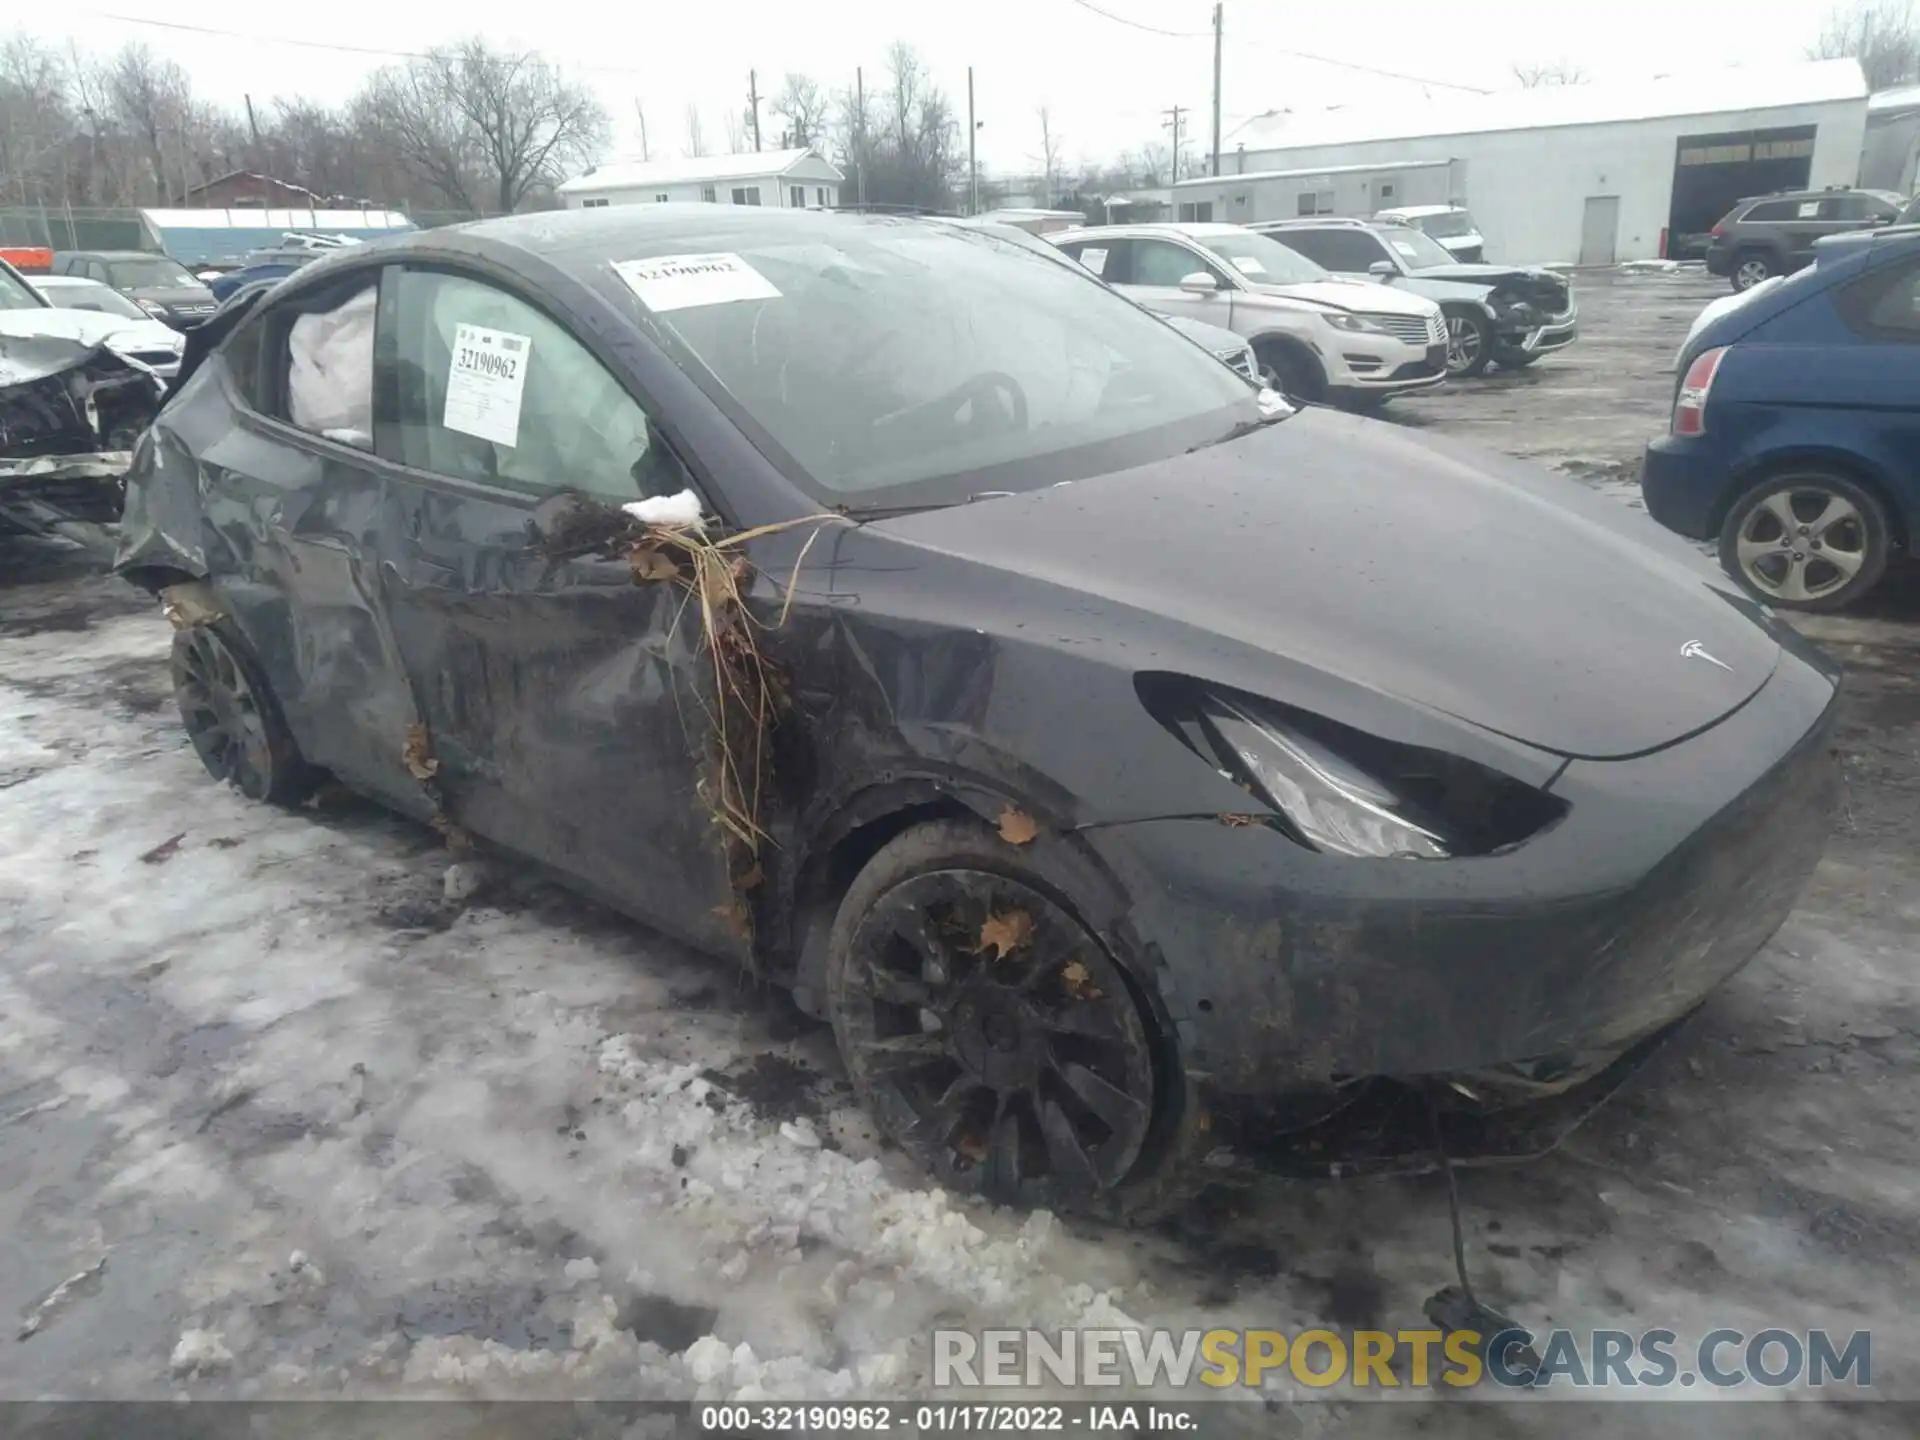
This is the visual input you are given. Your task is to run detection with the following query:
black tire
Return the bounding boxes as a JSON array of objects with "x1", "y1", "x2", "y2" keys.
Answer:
[
  {"x1": 1253, "y1": 339, "x2": 1325, "y2": 405},
  {"x1": 1730, "y1": 250, "x2": 1776, "y2": 293},
  {"x1": 1717, "y1": 471, "x2": 1892, "y2": 613},
  {"x1": 1443, "y1": 308, "x2": 1493, "y2": 377},
  {"x1": 1496, "y1": 352, "x2": 1540, "y2": 370},
  {"x1": 170, "y1": 620, "x2": 319, "y2": 804},
  {"x1": 825, "y1": 817, "x2": 1209, "y2": 1222},
  {"x1": 1336, "y1": 392, "x2": 1391, "y2": 415}
]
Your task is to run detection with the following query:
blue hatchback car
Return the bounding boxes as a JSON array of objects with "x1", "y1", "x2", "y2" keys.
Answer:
[{"x1": 1642, "y1": 225, "x2": 1920, "y2": 612}]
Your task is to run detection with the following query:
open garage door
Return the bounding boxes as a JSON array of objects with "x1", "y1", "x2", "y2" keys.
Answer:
[{"x1": 1668, "y1": 126, "x2": 1817, "y2": 259}]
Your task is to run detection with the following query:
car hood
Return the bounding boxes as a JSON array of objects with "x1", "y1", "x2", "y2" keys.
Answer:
[
  {"x1": 868, "y1": 411, "x2": 1777, "y2": 762},
  {"x1": 0, "y1": 308, "x2": 180, "y2": 361},
  {"x1": 127, "y1": 284, "x2": 217, "y2": 306},
  {"x1": 1248, "y1": 277, "x2": 1437, "y2": 316},
  {"x1": 1408, "y1": 262, "x2": 1569, "y2": 301}
]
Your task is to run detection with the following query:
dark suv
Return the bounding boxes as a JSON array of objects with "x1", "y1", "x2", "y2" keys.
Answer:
[
  {"x1": 50, "y1": 250, "x2": 218, "y2": 329},
  {"x1": 1705, "y1": 188, "x2": 1906, "y2": 293}
]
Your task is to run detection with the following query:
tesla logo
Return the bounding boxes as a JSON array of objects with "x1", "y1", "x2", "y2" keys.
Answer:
[{"x1": 1681, "y1": 640, "x2": 1733, "y2": 672}]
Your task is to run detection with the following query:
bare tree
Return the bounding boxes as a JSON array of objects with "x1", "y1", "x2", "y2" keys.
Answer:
[
  {"x1": 1033, "y1": 108, "x2": 1064, "y2": 206},
  {"x1": 770, "y1": 72, "x2": 827, "y2": 148},
  {"x1": 723, "y1": 106, "x2": 745, "y2": 153},
  {"x1": 1512, "y1": 59, "x2": 1590, "y2": 88},
  {"x1": 1811, "y1": 0, "x2": 1920, "y2": 87},
  {"x1": 362, "y1": 37, "x2": 607, "y2": 215},
  {"x1": 684, "y1": 103, "x2": 709, "y2": 158},
  {"x1": 106, "y1": 43, "x2": 195, "y2": 201},
  {"x1": 0, "y1": 35, "x2": 72, "y2": 205}
]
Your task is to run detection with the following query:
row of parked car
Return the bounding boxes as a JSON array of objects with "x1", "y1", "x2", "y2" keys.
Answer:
[{"x1": 1037, "y1": 215, "x2": 1578, "y2": 408}]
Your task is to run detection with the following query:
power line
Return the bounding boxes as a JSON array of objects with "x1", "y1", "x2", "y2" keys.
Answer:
[
  {"x1": 1235, "y1": 36, "x2": 1493, "y2": 94},
  {"x1": 1060, "y1": 0, "x2": 1211, "y2": 39}
]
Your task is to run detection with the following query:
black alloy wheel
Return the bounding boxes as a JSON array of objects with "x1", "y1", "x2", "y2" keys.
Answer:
[
  {"x1": 829, "y1": 865, "x2": 1159, "y2": 1209},
  {"x1": 171, "y1": 623, "x2": 314, "y2": 803}
]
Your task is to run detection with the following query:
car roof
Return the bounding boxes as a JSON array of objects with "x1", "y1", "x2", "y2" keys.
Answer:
[
  {"x1": 31, "y1": 274, "x2": 107, "y2": 287},
  {"x1": 1255, "y1": 217, "x2": 1377, "y2": 230},
  {"x1": 1376, "y1": 205, "x2": 1464, "y2": 219},
  {"x1": 1054, "y1": 221, "x2": 1262, "y2": 242},
  {"x1": 56, "y1": 249, "x2": 167, "y2": 260}
]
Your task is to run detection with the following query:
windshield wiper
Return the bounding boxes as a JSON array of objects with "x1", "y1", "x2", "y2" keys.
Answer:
[
  {"x1": 840, "y1": 490, "x2": 1015, "y2": 519},
  {"x1": 1191, "y1": 409, "x2": 1291, "y2": 453}
]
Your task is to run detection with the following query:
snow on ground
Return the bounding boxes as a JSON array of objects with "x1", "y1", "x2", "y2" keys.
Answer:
[{"x1": 2, "y1": 276, "x2": 1919, "y2": 1433}]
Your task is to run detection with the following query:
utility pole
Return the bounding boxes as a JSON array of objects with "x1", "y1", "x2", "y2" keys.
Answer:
[
  {"x1": 747, "y1": 71, "x2": 762, "y2": 151},
  {"x1": 1163, "y1": 104, "x2": 1185, "y2": 182},
  {"x1": 1210, "y1": 4, "x2": 1223, "y2": 177},
  {"x1": 634, "y1": 99, "x2": 650, "y2": 160},
  {"x1": 855, "y1": 66, "x2": 867, "y2": 207},
  {"x1": 968, "y1": 67, "x2": 978, "y2": 216},
  {"x1": 244, "y1": 94, "x2": 261, "y2": 149}
]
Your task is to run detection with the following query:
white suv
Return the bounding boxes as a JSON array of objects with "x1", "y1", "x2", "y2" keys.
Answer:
[{"x1": 1050, "y1": 223, "x2": 1447, "y2": 410}]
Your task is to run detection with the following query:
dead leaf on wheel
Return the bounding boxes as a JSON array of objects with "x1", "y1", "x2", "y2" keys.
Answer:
[
  {"x1": 627, "y1": 544, "x2": 681, "y2": 583},
  {"x1": 976, "y1": 908, "x2": 1035, "y2": 960},
  {"x1": 1218, "y1": 813, "x2": 1261, "y2": 828},
  {"x1": 997, "y1": 805, "x2": 1039, "y2": 846},
  {"x1": 402, "y1": 723, "x2": 440, "y2": 781},
  {"x1": 954, "y1": 1131, "x2": 989, "y2": 1164},
  {"x1": 138, "y1": 833, "x2": 186, "y2": 865},
  {"x1": 1061, "y1": 959, "x2": 1105, "y2": 1001}
]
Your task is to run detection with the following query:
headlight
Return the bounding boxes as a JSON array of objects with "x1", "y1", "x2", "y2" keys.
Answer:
[
  {"x1": 1133, "y1": 675, "x2": 1568, "y2": 860},
  {"x1": 1201, "y1": 694, "x2": 1449, "y2": 858},
  {"x1": 1320, "y1": 311, "x2": 1383, "y2": 334}
]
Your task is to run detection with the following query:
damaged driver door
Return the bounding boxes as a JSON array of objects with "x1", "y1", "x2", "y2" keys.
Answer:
[{"x1": 373, "y1": 265, "x2": 746, "y2": 960}]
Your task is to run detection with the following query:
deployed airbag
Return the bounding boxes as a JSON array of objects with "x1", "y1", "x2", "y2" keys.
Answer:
[{"x1": 288, "y1": 285, "x2": 375, "y2": 448}]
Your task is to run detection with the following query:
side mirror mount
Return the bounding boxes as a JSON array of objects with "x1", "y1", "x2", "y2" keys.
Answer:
[
  {"x1": 1369, "y1": 260, "x2": 1398, "y2": 278},
  {"x1": 1179, "y1": 272, "x2": 1219, "y2": 295}
]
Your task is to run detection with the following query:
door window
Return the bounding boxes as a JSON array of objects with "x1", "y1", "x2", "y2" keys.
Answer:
[
  {"x1": 385, "y1": 268, "x2": 677, "y2": 504},
  {"x1": 790, "y1": 185, "x2": 806, "y2": 208},
  {"x1": 1130, "y1": 239, "x2": 1225, "y2": 287},
  {"x1": 1056, "y1": 239, "x2": 1128, "y2": 281}
]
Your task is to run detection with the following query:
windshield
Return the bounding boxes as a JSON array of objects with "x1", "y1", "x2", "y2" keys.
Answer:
[
  {"x1": 1379, "y1": 226, "x2": 1462, "y2": 270},
  {"x1": 107, "y1": 257, "x2": 197, "y2": 289},
  {"x1": 1413, "y1": 211, "x2": 1476, "y2": 239},
  {"x1": 1194, "y1": 229, "x2": 1330, "y2": 285},
  {"x1": 41, "y1": 282, "x2": 148, "y2": 320},
  {"x1": 0, "y1": 263, "x2": 46, "y2": 310},
  {"x1": 635, "y1": 222, "x2": 1262, "y2": 508}
]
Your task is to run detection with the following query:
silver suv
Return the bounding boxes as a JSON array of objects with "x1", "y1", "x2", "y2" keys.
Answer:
[{"x1": 1049, "y1": 223, "x2": 1447, "y2": 410}]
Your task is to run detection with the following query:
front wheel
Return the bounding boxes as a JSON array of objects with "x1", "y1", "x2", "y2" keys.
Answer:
[
  {"x1": 1443, "y1": 309, "x2": 1492, "y2": 377},
  {"x1": 825, "y1": 819, "x2": 1204, "y2": 1220},
  {"x1": 1731, "y1": 252, "x2": 1775, "y2": 292},
  {"x1": 1254, "y1": 340, "x2": 1325, "y2": 405},
  {"x1": 1718, "y1": 472, "x2": 1891, "y2": 612}
]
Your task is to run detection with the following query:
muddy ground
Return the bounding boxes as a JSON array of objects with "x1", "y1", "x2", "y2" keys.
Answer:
[{"x1": 1, "y1": 270, "x2": 1916, "y2": 1434}]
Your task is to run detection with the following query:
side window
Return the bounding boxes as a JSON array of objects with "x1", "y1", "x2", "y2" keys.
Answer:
[
  {"x1": 1742, "y1": 201, "x2": 1794, "y2": 223},
  {"x1": 701, "y1": 184, "x2": 717, "y2": 202},
  {"x1": 1836, "y1": 258, "x2": 1920, "y2": 340},
  {"x1": 790, "y1": 185, "x2": 805, "y2": 208},
  {"x1": 220, "y1": 314, "x2": 268, "y2": 410},
  {"x1": 386, "y1": 268, "x2": 676, "y2": 504},
  {"x1": 731, "y1": 186, "x2": 762, "y2": 206},
  {"x1": 1285, "y1": 228, "x2": 1383, "y2": 272},
  {"x1": 88, "y1": 259, "x2": 111, "y2": 283},
  {"x1": 1059, "y1": 240, "x2": 1119, "y2": 280},
  {"x1": 1131, "y1": 240, "x2": 1224, "y2": 287}
]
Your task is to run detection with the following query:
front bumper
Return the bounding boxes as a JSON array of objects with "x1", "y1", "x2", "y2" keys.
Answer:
[
  {"x1": 1494, "y1": 306, "x2": 1579, "y2": 358},
  {"x1": 1081, "y1": 645, "x2": 1839, "y2": 1098},
  {"x1": 1326, "y1": 338, "x2": 1450, "y2": 395}
]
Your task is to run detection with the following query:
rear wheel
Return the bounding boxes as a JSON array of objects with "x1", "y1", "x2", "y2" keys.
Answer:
[
  {"x1": 1443, "y1": 309, "x2": 1492, "y2": 377},
  {"x1": 171, "y1": 622, "x2": 317, "y2": 804},
  {"x1": 825, "y1": 819, "x2": 1205, "y2": 1220},
  {"x1": 1718, "y1": 472, "x2": 1891, "y2": 612},
  {"x1": 1731, "y1": 251, "x2": 1775, "y2": 292}
]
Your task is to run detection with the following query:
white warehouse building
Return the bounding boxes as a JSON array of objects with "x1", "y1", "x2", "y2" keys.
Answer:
[
  {"x1": 1177, "y1": 60, "x2": 1871, "y2": 265},
  {"x1": 558, "y1": 148, "x2": 844, "y2": 211}
]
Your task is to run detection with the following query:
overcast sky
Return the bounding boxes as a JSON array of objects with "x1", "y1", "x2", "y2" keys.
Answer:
[{"x1": 36, "y1": 0, "x2": 1842, "y2": 174}]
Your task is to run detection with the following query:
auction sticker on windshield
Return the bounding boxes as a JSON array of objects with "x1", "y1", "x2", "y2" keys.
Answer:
[
  {"x1": 614, "y1": 253, "x2": 782, "y2": 312},
  {"x1": 1079, "y1": 247, "x2": 1108, "y2": 276},
  {"x1": 443, "y1": 323, "x2": 530, "y2": 448},
  {"x1": 1230, "y1": 256, "x2": 1266, "y2": 275}
]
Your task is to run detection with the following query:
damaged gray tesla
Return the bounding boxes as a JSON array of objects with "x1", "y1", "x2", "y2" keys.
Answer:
[{"x1": 114, "y1": 206, "x2": 1839, "y2": 1218}]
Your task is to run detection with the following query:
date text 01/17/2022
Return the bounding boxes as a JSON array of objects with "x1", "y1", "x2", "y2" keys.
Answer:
[{"x1": 696, "y1": 1404, "x2": 1200, "y2": 1433}]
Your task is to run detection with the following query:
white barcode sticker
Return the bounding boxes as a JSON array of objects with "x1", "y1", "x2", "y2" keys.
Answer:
[{"x1": 443, "y1": 323, "x2": 531, "y2": 448}]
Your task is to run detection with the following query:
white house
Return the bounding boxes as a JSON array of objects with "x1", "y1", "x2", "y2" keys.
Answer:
[
  {"x1": 556, "y1": 149, "x2": 844, "y2": 211},
  {"x1": 1174, "y1": 59, "x2": 1871, "y2": 265}
]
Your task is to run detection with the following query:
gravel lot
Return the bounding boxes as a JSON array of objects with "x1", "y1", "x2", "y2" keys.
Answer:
[{"x1": 1, "y1": 270, "x2": 1916, "y2": 1433}]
